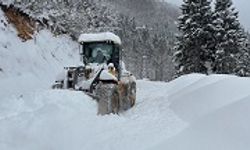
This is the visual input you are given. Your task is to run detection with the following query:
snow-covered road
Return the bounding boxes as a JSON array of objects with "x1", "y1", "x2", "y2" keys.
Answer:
[
  {"x1": 0, "y1": 80, "x2": 187, "y2": 150},
  {"x1": 1, "y1": 74, "x2": 250, "y2": 150}
]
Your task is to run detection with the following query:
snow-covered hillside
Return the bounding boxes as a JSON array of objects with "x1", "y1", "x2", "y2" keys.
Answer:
[
  {"x1": 1, "y1": 7, "x2": 250, "y2": 150},
  {"x1": 0, "y1": 9, "x2": 80, "y2": 98}
]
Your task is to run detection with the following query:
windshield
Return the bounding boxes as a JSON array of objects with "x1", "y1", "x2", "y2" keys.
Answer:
[{"x1": 84, "y1": 43, "x2": 113, "y2": 64}]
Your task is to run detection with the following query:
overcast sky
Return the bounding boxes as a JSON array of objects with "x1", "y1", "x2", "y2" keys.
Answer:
[{"x1": 166, "y1": 0, "x2": 250, "y2": 31}]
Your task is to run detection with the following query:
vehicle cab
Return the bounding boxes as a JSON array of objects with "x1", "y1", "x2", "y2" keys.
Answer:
[{"x1": 78, "y1": 32, "x2": 122, "y2": 74}]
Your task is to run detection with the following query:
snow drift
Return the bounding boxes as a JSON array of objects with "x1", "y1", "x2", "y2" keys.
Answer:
[{"x1": 148, "y1": 74, "x2": 250, "y2": 150}]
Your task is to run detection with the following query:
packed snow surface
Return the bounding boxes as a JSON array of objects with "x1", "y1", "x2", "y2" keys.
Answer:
[
  {"x1": 1, "y1": 73, "x2": 250, "y2": 150},
  {"x1": 1, "y1": 8, "x2": 250, "y2": 150},
  {"x1": 78, "y1": 32, "x2": 122, "y2": 45}
]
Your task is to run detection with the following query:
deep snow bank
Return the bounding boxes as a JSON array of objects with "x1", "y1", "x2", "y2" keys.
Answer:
[
  {"x1": 153, "y1": 96, "x2": 250, "y2": 150},
  {"x1": 169, "y1": 74, "x2": 250, "y2": 122},
  {"x1": 149, "y1": 74, "x2": 250, "y2": 150}
]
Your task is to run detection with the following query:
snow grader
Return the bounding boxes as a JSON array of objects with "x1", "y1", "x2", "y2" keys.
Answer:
[{"x1": 52, "y1": 32, "x2": 136, "y2": 115}]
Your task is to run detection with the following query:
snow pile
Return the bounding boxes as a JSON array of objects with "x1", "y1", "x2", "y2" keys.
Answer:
[{"x1": 149, "y1": 74, "x2": 250, "y2": 150}]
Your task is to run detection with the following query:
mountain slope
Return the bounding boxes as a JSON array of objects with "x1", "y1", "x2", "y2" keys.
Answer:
[
  {"x1": 0, "y1": 8, "x2": 80, "y2": 98},
  {"x1": 107, "y1": 0, "x2": 179, "y2": 30}
]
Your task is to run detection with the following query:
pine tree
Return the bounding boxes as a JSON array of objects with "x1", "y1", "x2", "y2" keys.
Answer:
[
  {"x1": 212, "y1": 0, "x2": 248, "y2": 75},
  {"x1": 234, "y1": 30, "x2": 250, "y2": 76},
  {"x1": 173, "y1": 0, "x2": 215, "y2": 76}
]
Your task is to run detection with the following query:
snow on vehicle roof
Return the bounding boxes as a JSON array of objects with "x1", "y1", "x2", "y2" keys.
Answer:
[{"x1": 78, "y1": 32, "x2": 122, "y2": 45}]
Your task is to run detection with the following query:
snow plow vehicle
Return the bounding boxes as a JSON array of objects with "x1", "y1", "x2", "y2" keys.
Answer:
[{"x1": 52, "y1": 32, "x2": 136, "y2": 115}]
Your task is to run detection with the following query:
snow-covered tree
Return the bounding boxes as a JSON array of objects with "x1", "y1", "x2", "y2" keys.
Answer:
[
  {"x1": 233, "y1": 30, "x2": 250, "y2": 76},
  {"x1": 174, "y1": 0, "x2": 215, "y2": 76},
  {"x1": 116, "y1": 16, "x2": 175, "y2": 81},
  {"x1": 212, "y1": 0, "x2": 248, "y2": 75},
  {"x1": 9, "y1": 0, "x2": 120, "y2": 38}
]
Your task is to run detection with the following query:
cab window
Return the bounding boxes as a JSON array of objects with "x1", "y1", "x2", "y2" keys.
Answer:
[{"x1": 84, "y1": 42, "x2": 114, "y2": 64}]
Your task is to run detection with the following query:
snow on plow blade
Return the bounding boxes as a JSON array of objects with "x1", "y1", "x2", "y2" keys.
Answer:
[{"x1": 96, "y1": 76, "x2": 136, "y2": 115}]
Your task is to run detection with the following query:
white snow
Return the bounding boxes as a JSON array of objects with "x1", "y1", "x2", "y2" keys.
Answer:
[
  {"x1": 78, "y1": 32, "x2": 122, "y2": 45},
  {"x1": 99, "y1": 69, "x2": 117, "y2": 81},
  {"x1": 1, "y1": 8, "x2": 250, "y2": 150},
  {"x1": 0, "y1": 0, "x2": 14, "y2": 6},
  {"x1": 2, "y1": 70, "x2": 250, "y2": 150},
  {"x1": 148, "y1": 74, "x2": 250, "y2": 150},
  {"x1": 0, "y1": 80, "x2": 187, "y2": 150}
]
